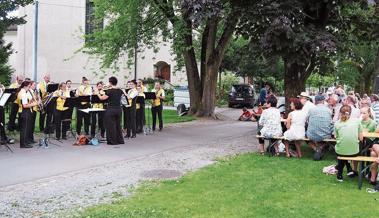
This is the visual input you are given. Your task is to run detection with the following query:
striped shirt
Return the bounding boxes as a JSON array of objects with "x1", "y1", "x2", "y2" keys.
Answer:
[{"x1": 371, "y1": 101, "x2": 379, "y2": 123}]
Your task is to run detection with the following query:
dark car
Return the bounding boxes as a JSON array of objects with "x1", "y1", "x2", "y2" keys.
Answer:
[{"x1": 228, "y1": 84, "x2": 255, "y2": 108}]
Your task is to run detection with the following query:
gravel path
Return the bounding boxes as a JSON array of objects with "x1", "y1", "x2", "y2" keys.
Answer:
[{"x1": 0, "y1": 119, "x2": 257, "y2": 218}]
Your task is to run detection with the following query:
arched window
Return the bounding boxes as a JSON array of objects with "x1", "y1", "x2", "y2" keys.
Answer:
[{"x1": 154, "y1": 61, "x2": 171, "y2": 82}]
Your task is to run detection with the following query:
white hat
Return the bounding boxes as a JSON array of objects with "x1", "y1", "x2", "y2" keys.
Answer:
[{"x1": 297, "y1": 92, "x2": 310, "y2": 99}]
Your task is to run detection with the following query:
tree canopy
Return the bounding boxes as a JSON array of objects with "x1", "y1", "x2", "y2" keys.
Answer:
[{"x1": 0, "y1": 0, "x2": 32, "y2": 85}]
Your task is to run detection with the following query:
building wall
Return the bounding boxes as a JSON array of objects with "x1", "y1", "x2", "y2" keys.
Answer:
[
  {"x1": 10, "y1": 0, "x2": 187, "y2": 86},
  {"x1": 3, "y1": 31, "x2": 18, "y2": 70}
]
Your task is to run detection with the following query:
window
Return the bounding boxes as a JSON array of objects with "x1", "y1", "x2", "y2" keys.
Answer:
[{"x1": 85, "y1": 0, "x2": 103, "y2": 36}]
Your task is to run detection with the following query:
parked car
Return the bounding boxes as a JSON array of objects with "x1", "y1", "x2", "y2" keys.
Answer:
[
  {"x1": 174, "y1": 86, "x2": 190, "y2": 114},
  {"x1": 228, "y1": 84, "x2": 255, "y2": 108}
]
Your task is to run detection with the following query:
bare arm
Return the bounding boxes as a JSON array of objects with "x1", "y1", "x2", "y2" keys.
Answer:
[{"x1": 286, "y1": 114, "x2": 292, "y2": 129}]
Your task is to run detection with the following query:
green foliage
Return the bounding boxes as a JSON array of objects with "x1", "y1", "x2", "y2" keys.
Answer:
[
  {"x1": 163, "y1": 89, "x2": 174, "y2": 106},
  {"x1": 77, "y1": 149, "x2": 378, "y2": 218},
  {"x1": 216, "y1": 71, "x2": 240, "y2": 106},
  {"x1": 0, "y1": 0, "x2": 33, "y2": 85}
]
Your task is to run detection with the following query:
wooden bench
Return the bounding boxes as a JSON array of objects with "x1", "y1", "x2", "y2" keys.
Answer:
[
  {"x1": 255, "y1": 135, "x2": 336, "y2": 157},
  {"x1": 256, "y1": 135, "x2": 336, "y2": 143},
  {"x1": 337, "y1": 156, "x2": 377, "y2": 189}
]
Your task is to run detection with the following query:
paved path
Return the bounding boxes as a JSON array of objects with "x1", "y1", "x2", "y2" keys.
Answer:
[
  {"x1": 0, "y1": 108, "x2": 252, "y2": 187},
  {"x1": 0, "y1": 108, "x2": 258, "y2": 217}
]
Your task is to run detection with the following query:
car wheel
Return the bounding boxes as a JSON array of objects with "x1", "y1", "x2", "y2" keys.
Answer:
[{"x1": 177, "y1": 104, "x2": 186, "y2": 115}]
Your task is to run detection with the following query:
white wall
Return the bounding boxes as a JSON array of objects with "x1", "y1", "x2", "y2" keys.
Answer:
[
  {"x1": 10, "y1": 0, "x2": 187, "y2": 86},
  {"x1": 3, "y1": 31, "x2": 18, "y2": 72}
]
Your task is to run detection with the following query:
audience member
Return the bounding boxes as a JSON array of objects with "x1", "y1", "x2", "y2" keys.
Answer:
[
  {"x1": 258, "y1": 95, "x2": 282, "y2": 154},
  {"x1": 283, "y1": 98, "x2": 307, "y2": 158},
  {"x1": 298, "y1": 92, "x2": 315, "y2": 116},
  {"x1": 307, "y1": 94, "x2": 332, "y2": 160}
]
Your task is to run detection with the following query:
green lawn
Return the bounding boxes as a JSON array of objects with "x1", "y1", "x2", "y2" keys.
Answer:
[{"x1": 76, "y1": 148, "x2": 378, "y2": 218}]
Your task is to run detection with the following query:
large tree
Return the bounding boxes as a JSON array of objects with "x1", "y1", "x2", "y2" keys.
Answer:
[
  {"x1": 85, "y1": 0, "x2": 254, "y2": 117},
  {"x1": 237, "y1": 0, "x2": 377, "y2": 108},
  {"x1": 0, "y1": 0, "x2": 32, "y2": 85}
]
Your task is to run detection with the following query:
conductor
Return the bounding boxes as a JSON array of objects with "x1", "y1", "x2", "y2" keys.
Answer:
[{"x1": 97, "y1": 77, "x2": 124, "y2": 145}]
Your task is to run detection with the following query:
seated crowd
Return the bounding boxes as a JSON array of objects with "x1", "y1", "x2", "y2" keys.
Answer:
[{"x1": 256, "y1": 88, "x2": 379, "y2": 185}]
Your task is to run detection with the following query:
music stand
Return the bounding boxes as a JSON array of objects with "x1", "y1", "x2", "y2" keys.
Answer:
[
  {"x1": 3, "y1": 89, "x2": 18, "y2": 137},
  {"x1": 4, "y1": 88, "x2": 18, "y2": 103},
  {"x1": 144, "y1": 92, "x2": 156, "y2": 135},
  {"x1": 46, "y1": 83, "x2": 59, "y2": 93},
  {"x1": 0, "y1": 93, "x2": 13, "y2": 152},
  {"x1": 64, "y1": 97, "x2": 81, "y2": 138},
  {"x1": 89, "y1": 95, "x2": 107, "y2": 139}
]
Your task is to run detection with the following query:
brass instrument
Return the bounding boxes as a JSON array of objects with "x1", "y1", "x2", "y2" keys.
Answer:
[
  {"x1": 42, "y1": 92, "x2": 55, "y2": 110},
  {"x1": 32, "y1": 90, "x2": 44, "y2": 113}
]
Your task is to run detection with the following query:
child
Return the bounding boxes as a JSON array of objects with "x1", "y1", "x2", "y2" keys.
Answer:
[
  {"x1": 334, "y1": 105, "x2": 363, "y2": 182},
  {"x1": 239, "y1": 107, "x2": 253, "y2": 121},
  {"x1": 360, "y1": 106, "x2": 376, "y2": 133}
]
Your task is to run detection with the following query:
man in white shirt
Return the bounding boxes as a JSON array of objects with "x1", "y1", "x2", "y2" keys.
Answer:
[{"x1": 298, "y1": 92, "x2": 315, "y2": 116}]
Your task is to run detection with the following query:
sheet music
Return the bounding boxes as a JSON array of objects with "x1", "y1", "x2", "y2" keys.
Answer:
[
  {"x1": 0, "y1": 93, "x2": 11, "y2": 107},
  {"x1": 79, "y1": 108, "x2": 106, "y2": 113}
]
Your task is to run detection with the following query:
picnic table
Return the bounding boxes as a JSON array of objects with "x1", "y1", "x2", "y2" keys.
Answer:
[{"x1": 340, "y1": 132, "x2": 379, "y2": 189}]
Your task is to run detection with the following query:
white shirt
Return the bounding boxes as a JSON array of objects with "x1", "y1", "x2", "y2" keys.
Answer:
[
  {"x1": 128, "y1": 89, "x2": 138, "y2": 99},
  {"x1": 302, "y1": 100, "x2": 316, "y2": 116},
  {"x1": 21, "y1": 89, "x2": 32, "y2": 105}
]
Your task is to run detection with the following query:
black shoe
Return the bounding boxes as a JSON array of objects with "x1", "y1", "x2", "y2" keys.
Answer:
[
  {"x1": 20, "y1": 144, "x2": 33, "y2": 148},
  {"x1": 7, "y1": 139, "x2": 15, "y2": 144},
  {"x1": 62, "y1": 136, "x2": 67, "y2": 140},
  {"x1": 370, "y1": 180, "x2": 377, "y2": 186},
  {"x1": 313, "y1": 149, "x2": 323, "y2": 161},
  {"x1": 347, "y1": 171, "x2": 357, "y2": 178},
  {"x1": 337, "y1": 174, "x2": 343, "y2": 182}
]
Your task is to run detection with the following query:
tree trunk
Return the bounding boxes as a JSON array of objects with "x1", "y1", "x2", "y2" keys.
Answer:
[
  {"x1": 284, "y1": 62, "x2": 308, "y2": 114},
  {"x1": 198, "y1": 64, "x2": 219, "y2": 117},
  {"x1": 183, "y1": 49, "x2": 202, "y2": 115}
]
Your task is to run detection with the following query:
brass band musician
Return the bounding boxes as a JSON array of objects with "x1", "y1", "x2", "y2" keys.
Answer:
[
  {"x1": 19, "y1": 81, "x2": 40, "y2": 148},
  {"x1": 37, "y1": 74, "x2": 54, "y2": 134},
  {"x1": 151, "y1": 82, "x2": 165, "y2": 131},
  {"x1": 126, "y1": 80, "x2": 138, "y2": 138},
  {"x1": 75, "y1": 77, "x2": 92, "y2": 136},
  {"x1": 8, "y1": 75, "x2": 24, "y2": 131},
  {"x1": 53, "y1": 83, "x2": 71, "y2": 140},
  {"x1": 91, "y1": 82, "x2": 106, "y2": 138}
]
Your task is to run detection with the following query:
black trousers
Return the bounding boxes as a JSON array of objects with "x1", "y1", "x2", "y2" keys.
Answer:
[
  {"x1": 151, "y1": 104, "x2": 163, "y2": 131},
  {"x1": 125, "y1": 103, "x2": 136, "y2": 137},
  {"x1": 29, "y1": 111, "x2": 36, "y2": 143},
  {"x1": 104, "y1": 107, "x2": 124, "y2": 145},
  {"x1": 336, "y1": 153, "x2": 357, "y2": 176},
  {"x1": 40, "y1": 103, "x2": 55, "y2": 133},
  {"x1": 0, "y1": 106, "x2": 7, "y2": 142},
  {"x1": 91, "y1": 111, "x2": 105, "y2": 137},
  {"x1": 54, "y1": 109, "x2": 70, "y2": 139},
  {"x1": 20, "y1": 109, "x2": 33, "y2": 147},
  {"x1": 136, "y1": 106, "x2": 144, "y2": 133},
  {"x1": 76, "y1": 104, "x2": 90, "y2": 135},
  {"x1": 7, "y1": 102, "x2": 19, "y2": 131}
]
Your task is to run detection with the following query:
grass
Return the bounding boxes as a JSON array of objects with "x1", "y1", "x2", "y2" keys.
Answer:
[{"x1": 76, "y1": 147, "x2": 379, "y2": 218}]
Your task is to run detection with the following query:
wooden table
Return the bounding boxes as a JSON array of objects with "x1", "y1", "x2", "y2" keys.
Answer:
[{"x1": 338, "y1": 156, "x2": 377, "y2": 189}]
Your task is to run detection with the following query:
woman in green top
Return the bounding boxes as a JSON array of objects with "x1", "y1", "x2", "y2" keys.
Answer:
[{"x1": 334, "y1": 105, "x2": 363, "y2": 182}]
